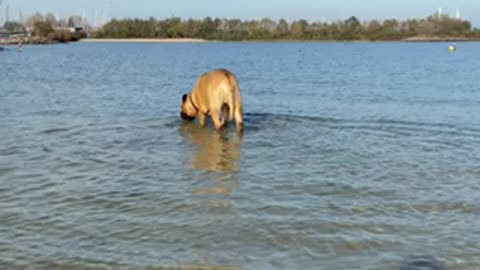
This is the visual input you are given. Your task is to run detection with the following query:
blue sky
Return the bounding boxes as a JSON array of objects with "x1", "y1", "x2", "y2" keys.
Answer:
[{"x1": 2, "y1": 0, "x2": 479, "y2": 26}]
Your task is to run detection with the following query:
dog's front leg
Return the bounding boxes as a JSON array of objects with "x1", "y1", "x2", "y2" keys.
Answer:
[{"x1": 197, "y1": 113, "x2": 206, "y2": 126}]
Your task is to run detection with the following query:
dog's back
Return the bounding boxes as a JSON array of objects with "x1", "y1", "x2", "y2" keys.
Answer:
[{"x1": 199, "y1": 69, "x2": 243, "y2": 132}]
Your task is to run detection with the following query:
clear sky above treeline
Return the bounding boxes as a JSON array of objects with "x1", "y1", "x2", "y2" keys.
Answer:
[{"x1": 2, "y1": 0, "x2": 479, "y2": 27}]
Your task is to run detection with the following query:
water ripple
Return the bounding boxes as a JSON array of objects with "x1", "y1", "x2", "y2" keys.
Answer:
[{"x1": 2, "y1": 42, "x2": 480, "y2": 270}]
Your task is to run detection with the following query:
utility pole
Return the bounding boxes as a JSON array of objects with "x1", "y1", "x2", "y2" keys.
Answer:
[
  {"x1": 82, "y1": 8, "x2": 86, "y2": 29},
  {"x1": 0, "y1": 0, "x2": 3, "y2": 26}
]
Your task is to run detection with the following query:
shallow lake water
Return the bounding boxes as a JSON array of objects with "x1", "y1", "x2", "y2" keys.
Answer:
[{"x1": 1, "y1": 42, "x2": 480, "y2": 269}]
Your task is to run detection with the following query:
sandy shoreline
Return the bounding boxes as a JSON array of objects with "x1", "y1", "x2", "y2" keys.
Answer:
[{"x1": 80, "y1": 38, "x2": 208, "y2": 43}]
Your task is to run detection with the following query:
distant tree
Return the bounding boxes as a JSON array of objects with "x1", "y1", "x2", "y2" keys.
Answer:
[
  {"x1": 401, "y1": 19, "x2": 419, "y2": 36},
  {"x1": 198, "y1": 17, "x2": 217, "y2": 39},
  {"x1": 417, "y1": 19, "x2": 435, "y2": 37},
  {"x1": 345, "y1": 16, "x2": 361, "y2": 31},
  {"x1": 182, "y1": 18, "x2": 200, "y2": 38},
  {"x1": 308, "y1": 21, "x2": 327, "y2": 40},
  {"x1": 379, "y1": 19, "x2": 402, "y2": 39},
  {"x1": 55, "y1": 30, "x2": 72, "y2": 42},
  {"x1": 45, "y1": 13, "x2": 57, "y2": 26},
  {"x1": 33, "y1": 21, "x2": 54, "y2": 37},
  {"x1": 342, "y1": 16, "x2": 361, "y2": 39},
  {"x1": 163, "y1": 17, "x2": 182, "y2": 38},
  {"x1": 25, "y1": 13, "x2": 44, "y2": 28},
  {"x1": 214, "y1": 17, "x2": 222, "y2": 31},
  {"x1": 473, "y1": 28, "x2": 480, "y2": 38},
  {"x1": 363, "y1": 20, "x2": 382, "y2": 40},
  {"x1": 222, "y1": 18, "x2": 246, "y2": 40},
  {"x1": 68, "y1": 16, "x2": 83, "y2": 28},
  {"x1": 290, "y1": 19, "x2": 308, "y2": 39},
  {"x1": 275, "y1": 18, "x2": 289, "y2": 39}
]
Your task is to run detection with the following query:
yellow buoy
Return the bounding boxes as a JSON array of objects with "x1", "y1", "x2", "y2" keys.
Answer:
[{"x1": 448, "y1": 44, "x2": 456, "y2": 52}]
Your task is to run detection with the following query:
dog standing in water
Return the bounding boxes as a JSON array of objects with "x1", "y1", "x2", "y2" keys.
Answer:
[{"x1": 180, "y1": 69, "x2": 243, "y2": 133}]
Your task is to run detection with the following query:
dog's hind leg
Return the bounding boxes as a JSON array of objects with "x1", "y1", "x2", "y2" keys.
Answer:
[
  {"x1": 234, "y1": 89, "x2": 243, "y2": 133},
  {"x1": 235, "y1": 107, "x2": 243, "y2": 133},
  {"x1": 210, "y1": 110, "x2": 223, "y2": 130},
  {"x1": 220, "y1": 104, "x2": 230, "y2": 126}
]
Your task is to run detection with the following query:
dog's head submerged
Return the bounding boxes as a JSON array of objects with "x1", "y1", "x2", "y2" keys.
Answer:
[{"x1": 180, "y1": 93, "x2": 196, "y2": 121}]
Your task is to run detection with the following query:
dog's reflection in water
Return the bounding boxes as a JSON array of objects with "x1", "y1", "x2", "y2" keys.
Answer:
[
  {"x1": 180, "y1": 122, "x2": 242, "y2": 205},
  {"x1": 180, "y1": 122, "x2": 242, "y2": 173}
]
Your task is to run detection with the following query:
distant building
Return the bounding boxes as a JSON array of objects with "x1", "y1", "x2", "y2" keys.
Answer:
[
  {"x1": 9, "y1": 33, "x2": 28, "y2": 39},
  {"x1": 53, "y1": 26, "x2": 85, "y2": 33},
  {"x1": 3, "y1": 22, "x2": 27, "y2": 34},
  {"x1": 0, "y1": 28, "x2": 7, "y2": 37}
]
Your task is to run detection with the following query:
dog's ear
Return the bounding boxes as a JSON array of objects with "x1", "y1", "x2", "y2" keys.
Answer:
[{"x1": 182, "y1": 94, "x2": 188, "y2": 103}]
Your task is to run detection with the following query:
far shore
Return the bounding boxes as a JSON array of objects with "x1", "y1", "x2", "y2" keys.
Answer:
[
  {"x1": 78, "y1": 37, "x2": 480, "y2": 44},
  {"x1": 79, "y1": 38, "x2": 208, "y2": 43},
  {"x1": 2, "y1": 37, "x2": 478, "y2": 47}
]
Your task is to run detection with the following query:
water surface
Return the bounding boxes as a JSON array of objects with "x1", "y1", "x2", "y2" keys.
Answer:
[{"x1": 1, "y1": 42, "x2": 480, "y2": 269}]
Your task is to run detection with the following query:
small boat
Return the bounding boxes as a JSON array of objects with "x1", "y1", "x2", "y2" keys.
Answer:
[{"x1": 448, "y1": 44, "x2": 456, "y2": 52}]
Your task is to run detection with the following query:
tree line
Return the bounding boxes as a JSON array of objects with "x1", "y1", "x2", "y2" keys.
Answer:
[
  {"x1": 95, "y1": 14, "x2": 480, "y2": 41},
  {"x1": 30, "y1": 21, "x2": 86, "y2": 43},
  {"x1": 2, "y1": 12, "x2": 88, "y2": 43}
]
